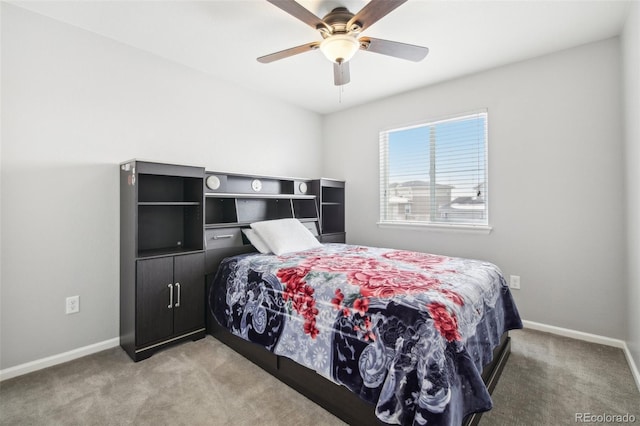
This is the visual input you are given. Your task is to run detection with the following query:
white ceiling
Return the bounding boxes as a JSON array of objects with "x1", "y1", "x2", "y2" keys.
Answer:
[{"x1": 11, "y1": 0, "x2": 632, "y2": 114}]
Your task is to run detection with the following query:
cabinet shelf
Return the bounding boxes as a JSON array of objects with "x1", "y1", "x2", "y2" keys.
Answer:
[
  {"x1": 137, "y1": 247, "x2": 204, "y2": 259},
  {"x1": 138, "y1": 204, "x2": 203, "y2": 255},
  {"x1": 138, "y1": 174, "x2": 202, "y2": 203},
  {"x1": 138, "y1": 202, "x2": 201, "y2": 206}
]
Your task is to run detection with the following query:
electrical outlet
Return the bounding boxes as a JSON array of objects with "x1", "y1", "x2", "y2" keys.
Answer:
[
  {"x1": 66, "y1": 295, "x2": 80, "y2": 314},
  {"x1": 509, "y1": 275, "x2": 521, "y2": 290}
]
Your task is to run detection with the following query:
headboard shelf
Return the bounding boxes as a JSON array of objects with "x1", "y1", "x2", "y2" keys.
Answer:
[
  {"x1": 205, "y1": 217, "x2": 318, "y2": 230},
  {"x1": 206, "y1": 193, "x2": 316, "y2": 200},
  {"x1": 205, "y1": 171, "x2": 312, "y2": 197}
]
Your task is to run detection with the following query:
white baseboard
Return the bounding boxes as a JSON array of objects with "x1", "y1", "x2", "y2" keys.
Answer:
[
  {"x1": 0, "y1": 337, "x2": 120, "y2": 382},
  {"x1": 522, "y1": 320, "x2": 640, "y2": 392},
  {"x1": 522, "y1": 320, "x2": 626, "y2": 348}
]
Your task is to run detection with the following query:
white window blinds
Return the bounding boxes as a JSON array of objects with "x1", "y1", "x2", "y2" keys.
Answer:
[{"x1": 379, "y1": 111, "x2": 488, "y2": 227}]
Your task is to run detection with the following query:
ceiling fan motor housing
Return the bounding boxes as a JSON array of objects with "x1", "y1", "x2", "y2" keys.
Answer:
[{"x1": 319, "y1": 7, "x2": 362, "y2": 36}]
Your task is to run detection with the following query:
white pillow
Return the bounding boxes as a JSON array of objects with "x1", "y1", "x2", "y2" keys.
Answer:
[
  {"x1": 242, "y1": 228, "x2": 271, "y2": 254},
  {"x1": 250, "y1": 218, "x2": 322, "y2": 255}
]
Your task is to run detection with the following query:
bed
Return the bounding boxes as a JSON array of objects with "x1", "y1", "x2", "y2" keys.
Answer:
[{"x1": 206, "y1": 223, "x2": 522, "y2": 425}]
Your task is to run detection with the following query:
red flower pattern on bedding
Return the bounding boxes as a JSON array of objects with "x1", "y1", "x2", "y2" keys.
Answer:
[
  {"x1": 382, "y1": 250, "x2": 449, "y2": 269},
  {"x1": 299, "y1": 254, "x2": 443, "y2": 298},
  {"x1": 330, "y1": 289, "x2": 376, "y2": 341},
  {"x1": 276, "y1": 267, "x2": 319, "y2": 339},
  {"x1": 331, "y1": 288, "x2": 344, "y2": 310},
  {"x1": 300, "y1": 255, "x2": 394, "y2": 274},
  {"x1": 347, "y1": 269, "x2": 441, "y2": 298},
  {"x1": 353, "y1": 297, "x2": 370, "y2": 315},
  {"x1": 277, "y1": 250, "x2": 463, "y2": 341},
  {"x1": 427, "y1": 302, "x2": 462, "y2": 342},
  {"x1": 440, "y1": 288, "x2": 464, "y2": 306}
]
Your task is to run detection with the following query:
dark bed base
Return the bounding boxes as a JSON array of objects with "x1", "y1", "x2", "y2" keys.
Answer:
[{"x1": 207, "y1": 316, "x2": 511, "y2": 426}]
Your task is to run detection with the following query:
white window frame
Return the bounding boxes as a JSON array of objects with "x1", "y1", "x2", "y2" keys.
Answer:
[{"x1": 378, "y1": 110, "x2": 491, "y2": 233}]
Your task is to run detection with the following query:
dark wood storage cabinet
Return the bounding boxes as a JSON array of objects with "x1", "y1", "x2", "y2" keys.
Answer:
[
  {"x1": 120, "y1": 160, "x2": 206, "y2": 361},
  {"x1": 311, "y1": 178, "x2": 346, "y2": 243},
  {"x1": 136, "y1": 254, "x2": 204, "y2": 347}
]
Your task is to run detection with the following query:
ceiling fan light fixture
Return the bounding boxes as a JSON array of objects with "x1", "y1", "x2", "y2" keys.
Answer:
[{"x1": 319, "y1": 34, "x2": 359, "y2": 64}]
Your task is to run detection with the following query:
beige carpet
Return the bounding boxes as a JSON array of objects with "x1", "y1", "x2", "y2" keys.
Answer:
[
  {"x1": 1, "y1": 328, "x2": 638, "y2": 425},
  {"x1": 482, "y1": 329, "x2": 639, "y2": 425}
]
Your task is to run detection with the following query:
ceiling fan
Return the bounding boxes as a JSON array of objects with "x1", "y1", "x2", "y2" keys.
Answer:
[{"x1": 258, "y1": 0, "x2": 429, "y2": 86}]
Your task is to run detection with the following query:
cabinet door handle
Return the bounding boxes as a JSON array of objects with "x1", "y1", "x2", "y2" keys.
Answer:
[
  {"x1": 168, "y1": 283, "x2": 173, "y2": 309},
  {"x1": 212, "y1": 234, "x2": 234, "y2": 240},
  {"x1": 175, "y1": 282, "x2": 181, "y2": 308}
]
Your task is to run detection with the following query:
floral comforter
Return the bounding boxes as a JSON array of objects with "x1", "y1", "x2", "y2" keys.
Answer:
[{"x1": 209, "y1": 244, "x2": 522, "y2": 425}]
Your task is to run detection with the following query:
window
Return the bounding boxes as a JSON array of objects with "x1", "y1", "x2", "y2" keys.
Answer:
[{"x1": 379, "y1": 111, "x2": 488, "y2": 228}]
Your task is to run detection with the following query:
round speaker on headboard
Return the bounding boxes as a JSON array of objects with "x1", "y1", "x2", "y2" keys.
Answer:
[{"x1": 206, "y1": 175, "x2": 221, "y2": 190}]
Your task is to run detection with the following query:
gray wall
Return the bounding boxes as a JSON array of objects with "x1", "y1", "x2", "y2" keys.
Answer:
[
  {"x1": 323, "y1": 38, "x2": 627, "y2": 340},
  {"x1": 623, "y1": 2, "x2": 640, "y2": 375},
  {"x1": 0, "y1": 4, "x2": 322, "y2": 370}
]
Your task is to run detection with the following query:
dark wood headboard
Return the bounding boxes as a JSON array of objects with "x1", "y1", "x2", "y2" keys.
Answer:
[{"x1": 203, "y1": 171, "x2": 320, "y2": 276}]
